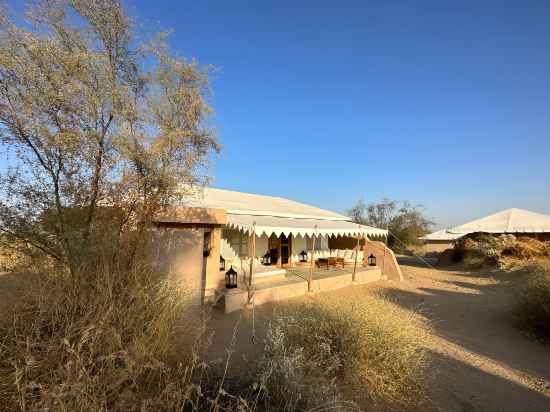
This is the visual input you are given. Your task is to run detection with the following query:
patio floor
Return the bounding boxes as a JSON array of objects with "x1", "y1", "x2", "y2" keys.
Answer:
[
  {"x1": 221, "y1": 265, "x2": 382, "y2": 313},
  {"x1": 286, "y1": 265, "x2": 368, "y2": 280}
]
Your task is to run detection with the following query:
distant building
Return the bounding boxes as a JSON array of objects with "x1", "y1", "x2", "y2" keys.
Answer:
[{"x1": 421, "y1": 208, "x2": 550, "y2": 252}]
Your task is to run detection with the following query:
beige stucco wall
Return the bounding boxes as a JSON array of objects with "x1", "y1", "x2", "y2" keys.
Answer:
[
  {"x1": 152, "y1": 206, "x2": 227, "y2": 303},
  {"x1": 152, "y1": 226, "x2": 205, "y2": 303},
  {"x1": 155, "y1": 206, "x2": 226, "y2": 225},
  {"x1": 204, "y1": 227, "x2": 224, "y2": 296},
  {"x1": 363, "y1": 239, "x2": 403, "y2": 281}
]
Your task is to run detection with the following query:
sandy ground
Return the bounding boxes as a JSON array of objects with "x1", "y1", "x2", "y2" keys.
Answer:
[
  {"x1": 207, "y1": 259, "x2": 550, "y2": 411},
  {"x1": 2, "y1": 262, "x2": 550, "y2": 411}
]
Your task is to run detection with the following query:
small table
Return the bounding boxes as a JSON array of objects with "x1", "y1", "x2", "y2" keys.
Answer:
[{"x1": 315, "y1": 256, "x2": 344, "y2": 270}]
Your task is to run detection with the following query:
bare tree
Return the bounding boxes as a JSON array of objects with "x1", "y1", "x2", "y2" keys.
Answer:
[{"x1": 0, "y1": 0, "x2": 219, "y2": 273}]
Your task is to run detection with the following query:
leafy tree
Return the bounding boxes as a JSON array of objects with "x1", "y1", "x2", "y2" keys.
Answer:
[
  {"x1": 348, "y1": 198, "x2": 433, "y2": 252},
  {"x1": 0, "y1": 0, "x2": 219, "y2": 274}
]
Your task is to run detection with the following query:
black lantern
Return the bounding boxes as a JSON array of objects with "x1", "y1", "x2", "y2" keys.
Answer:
[
  {"x1": 219, "y1": 256, "x2": 226, "y2": 271},
  {"x1": 261, "y1": 252, "x2": 271, "y2": 265},
  {"x1": 368, "y1": 254, "x2": 377, "y2": 266},
  {"x1": 299, "y1": 250, "x2": 308, "y2": 262},
  {"x1": 225, "y1": 266, "x2": 237, "y2": 289}
]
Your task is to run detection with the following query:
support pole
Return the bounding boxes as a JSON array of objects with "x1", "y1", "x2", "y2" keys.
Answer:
[
  {"x1": 382, "y1": 242, "x2": 387, "y2": 276},
  {"x1": 247, "y1": 222, "x2": 256, "y2": 304},
  {"x1": 308, "y1": 225, "x2": 318, "y2": 293},
  {"x1": 352, "y1": 229, "x2": 361, "y2": 282}
]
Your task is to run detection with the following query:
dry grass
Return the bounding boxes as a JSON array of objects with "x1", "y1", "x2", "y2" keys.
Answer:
[
  {"x1": 257, "y1": 293, "x2": 430, "y2": 410},
  {"x1": 0, "y1": 254, "x2": 431, "y2": 411},
  {"x1": 516, "y1": 263, "x2": 550, "y2": 342},
  {"x1": 439, "y1": 234, "x2": 550, "y2": 270},
  {"x1": 0, "y1": 257, "x2": 208, "y2": 411}
]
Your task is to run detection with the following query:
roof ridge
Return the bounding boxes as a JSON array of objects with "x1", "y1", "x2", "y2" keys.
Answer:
[{"x1": 207, "y1": 187, "x2": 349, "y2": 218}]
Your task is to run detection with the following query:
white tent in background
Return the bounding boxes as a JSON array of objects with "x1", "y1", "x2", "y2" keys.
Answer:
[
  {"x1": 421, "y1": 208, "x2": 550, "y2": 249},
  {"x1": 447, "y1": 208, "x2": 550, "y2": 235},
  {"x1": 420, "y1": 228, "x2": 463, "y2": 241}
]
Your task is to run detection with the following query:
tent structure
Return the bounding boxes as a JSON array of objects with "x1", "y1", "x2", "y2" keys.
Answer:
[
  {"x1": 153, "y1": 187, "x2": 397, "y2": 307},
  {"x1": 447, "y1": 208, "x2": 550, "y2": 236},
  {"x1": 179, "y1": 187, "x2": 387, "y2": 238},
  {"x1": 421, "y1": 208, "x2": 550, "y2": 249},
  {"x1": 420, "y1": 228, "x2": 463, "y2": 242}
]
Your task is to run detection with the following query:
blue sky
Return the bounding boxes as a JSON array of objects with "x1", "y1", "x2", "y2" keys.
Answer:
[{"x1": 5, "y1": 1, "x2": 550, "y2": 228}]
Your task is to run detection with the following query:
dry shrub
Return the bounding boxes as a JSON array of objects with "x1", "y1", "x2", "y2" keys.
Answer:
[
  {"x1": 462, "y1": 253, "x2": 488, "y2": 270},
  {"x1": 516, "y1": 263, "x2": 550, "y2": 342},
  {"x1": 0, "y1": 257, "x2": 206, "y2": 411},
  {"x1": 258, "y1": 294, "x2": 429, "y2": 410},
  {"x1": 440, "y1": 234, "x2": 550, "y2": 270},
  {"x1": 0, "y1": 241, "x2": 35, "y2": 272},
  {"x1": 502, "y1": 237, "x2": 547, "y2": 260},
  {"x1": 256, "y1": 318, "x2": 349, "y2": 411}
]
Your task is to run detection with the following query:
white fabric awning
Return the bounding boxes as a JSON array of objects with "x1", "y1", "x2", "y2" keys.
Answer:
[
  {"x1": 421, "y1": 229, "x2": 463, "y2": 241},
  {"x1": 226, "y1": 213, "x2": 387, "y2": 238}
]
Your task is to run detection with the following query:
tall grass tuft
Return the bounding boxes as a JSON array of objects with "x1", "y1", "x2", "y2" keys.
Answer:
[
  {"x1": 516, "y1": 263, "x2": 550, "y2": 342},
  {"x1": 258, "y1": 293, "x2": 429, "y2": 410},
  {"x1": 0, "y1": 255, "x2": 206, "y2": 411}
]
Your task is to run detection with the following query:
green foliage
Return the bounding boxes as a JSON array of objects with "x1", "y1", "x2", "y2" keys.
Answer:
[
  {"x1": 348, "y1": 197, "x2": 433, "y2": 252},
  {"x1": 516, "y1": 264, "x2": 550, "y2": 342}
]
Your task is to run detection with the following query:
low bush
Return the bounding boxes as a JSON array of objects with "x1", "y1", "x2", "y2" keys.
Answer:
[
  {"x1": 502, "y1": 237, "x2": 548, "y2": 260},
  {"x1": 0, "y1": 241, "x2": 35, "y2": 272},
  {"x1": 516, "y1": 263, "x2": 550, "y2": 342},
  {"x1": 442, "y1": 234, "x2": 550, "y2": 270},
  {"x1": 257, "y1": 294, "x2": 429, "y2": 409}
]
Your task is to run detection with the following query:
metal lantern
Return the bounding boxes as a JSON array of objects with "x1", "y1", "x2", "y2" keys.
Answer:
[
  {"x1": 299, "y1": 250, "x2": 308, "y2": 262},
  {"x1": 261, "y1": 252, "x2": 271, "y2": 265},
  {"x1": 225, "y1": 266, "x2": 237, "y2": 289},
  {"x1": 368, "y1": 254, "x2": 377, "y2": 266},
  {"x1": 219, "y1": 255, "x2": 226, "y2": 271}
]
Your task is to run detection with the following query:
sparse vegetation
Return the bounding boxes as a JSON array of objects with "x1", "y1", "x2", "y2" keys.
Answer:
[
  {"x1": 0, "y1": 259, "x2": 431, "y2": 411},
  {"x1": 258, "y1": 295, "x2": 430, "y2": 409},
  {"x1": 0, "y1": 0, "x2": 219, "y2": 275},
  {"x1": 348, "y1": 198, "x2": 433, "y2": 253},
  {"x1": 0, "y1": 254, "x2": 209, "y2": 411},
  {"x1": 516, "y1": 263, "x2": 550, "y2": 342},
  {"x1": 438, "y1": 234, "x2": 550, "y2": 269}
]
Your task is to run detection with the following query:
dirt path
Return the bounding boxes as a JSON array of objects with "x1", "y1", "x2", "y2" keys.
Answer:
[
  {"x1": 377, "y1": 260, "x2": 550, "y2": 411},
  {"x1": 208, "y1": 261, "x2": 550, "y2": 411}
]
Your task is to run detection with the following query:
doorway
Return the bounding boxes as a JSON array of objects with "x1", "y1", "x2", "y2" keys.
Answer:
[
  {"x1": 268, "y1": 233, "x2": 293, "y2": 267},
  {"x1": 280, "y1": 234, "x2": 292, "y2": 266}
]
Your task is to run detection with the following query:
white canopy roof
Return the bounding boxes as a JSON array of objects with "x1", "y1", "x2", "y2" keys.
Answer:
[
  {"x1": 420, "y1": 229, "x2": 463, "y2": 241},
  {"x1": 422, "y1": 208, "x2": 550, "y2": 241},
  {"x1": 448, "y1": 208, "x2": 550, "y2": 235},
  {"x1": 180, "y1": 187, "x2": 387, "y2": 238},
  {"x1": 226, "y1": 213, "x2": 387, "y2": 238},
  {"x1": 181, "y1": 187, "x2": 350, "y2": 220}
]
